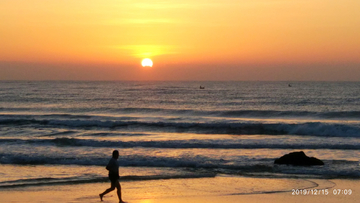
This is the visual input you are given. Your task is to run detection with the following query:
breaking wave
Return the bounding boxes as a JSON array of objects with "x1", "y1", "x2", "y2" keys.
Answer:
[
  {"x1": 1, "y1": 153, "x2": 359, "y2": 179},
  {"x1": 1, "y1": 137, "x2": 359, "y2": 150},
  {"x1": 1, "y1": 114, "x2": 360, "y2": 137}
]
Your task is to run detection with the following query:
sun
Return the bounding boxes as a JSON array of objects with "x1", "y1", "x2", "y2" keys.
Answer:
[{"x1": 141, "y1": 58, "x2": 153, "y2": 67}]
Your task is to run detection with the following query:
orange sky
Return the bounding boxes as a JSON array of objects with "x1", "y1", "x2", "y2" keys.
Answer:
[{"x1": 1, "y1": 0, "x2": 360, "y2": 81}]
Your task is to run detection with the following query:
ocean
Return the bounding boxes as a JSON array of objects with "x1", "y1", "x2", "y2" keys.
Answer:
[{"x1": 0, "y1": 81, "x2": 359, "y2": 190}]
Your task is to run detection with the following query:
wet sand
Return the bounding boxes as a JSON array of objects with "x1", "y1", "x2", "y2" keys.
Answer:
[{"x1": 0, "y1": 176, "x2": 358, "y2": 203}]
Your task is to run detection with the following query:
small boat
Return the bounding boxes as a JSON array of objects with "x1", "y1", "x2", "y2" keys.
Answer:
[{"x1": 200, "y1": 86, "x2": 205, "y2": 89}]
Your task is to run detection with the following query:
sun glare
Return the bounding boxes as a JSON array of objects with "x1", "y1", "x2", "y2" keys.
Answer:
[{"x1": 141, "y1": 58, "x2": 153, "y2": 67}]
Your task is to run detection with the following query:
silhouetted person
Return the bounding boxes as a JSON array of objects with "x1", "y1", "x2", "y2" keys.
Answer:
[{"x1": 99, "y1": 150, "x2": 125, "y2": 203}]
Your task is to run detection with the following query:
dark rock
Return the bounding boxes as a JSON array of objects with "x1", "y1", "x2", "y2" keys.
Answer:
[{"x1": 274, "y1": 151, "x2": 324, "y2": 166}]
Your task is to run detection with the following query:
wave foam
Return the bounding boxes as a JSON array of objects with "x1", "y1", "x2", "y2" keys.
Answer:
[
  {"x1": 1, "y1": 137, "x2": 359, "y2": 150},
  {"x1": 1, "y1": 115, "x2": 360, "y2": 137}
]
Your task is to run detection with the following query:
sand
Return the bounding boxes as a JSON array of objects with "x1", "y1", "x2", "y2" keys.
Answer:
[{"x1": 0, "y1": 176, "x2": 358, "y2": 203}]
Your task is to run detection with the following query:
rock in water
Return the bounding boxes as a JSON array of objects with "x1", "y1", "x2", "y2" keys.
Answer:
[{"x1": 274, "y1": 151, "x2": 324, "y2": 166}]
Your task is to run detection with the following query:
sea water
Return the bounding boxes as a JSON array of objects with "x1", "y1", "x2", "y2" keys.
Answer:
[{"x1": 0, "y1": 81, "x2": 359, "y2": 190}]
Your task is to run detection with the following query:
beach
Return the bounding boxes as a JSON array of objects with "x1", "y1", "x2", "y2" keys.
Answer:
[{"x1": 0, "y1": 176, "x2": 358, "y2": 203}]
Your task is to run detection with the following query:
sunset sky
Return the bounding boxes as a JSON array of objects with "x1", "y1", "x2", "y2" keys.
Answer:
[{"x1": 1, "y1": 0, "x2": 359, "y2": 81}]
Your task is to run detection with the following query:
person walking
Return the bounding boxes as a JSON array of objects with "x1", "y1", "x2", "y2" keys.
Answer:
[{"x1": 99, "y1": 150, "x2": 125, "y2": 203}]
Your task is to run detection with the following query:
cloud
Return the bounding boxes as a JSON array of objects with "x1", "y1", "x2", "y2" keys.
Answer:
[{"x1": 112, "y1": 44, "x2": 178, "y2": 58}]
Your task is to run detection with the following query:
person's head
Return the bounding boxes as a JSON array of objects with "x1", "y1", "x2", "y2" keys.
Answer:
[{"x1": 112, "y1": 150, "x2": 119, "y2": 159}]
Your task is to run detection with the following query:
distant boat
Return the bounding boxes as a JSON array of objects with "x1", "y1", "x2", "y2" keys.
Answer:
[
  {"x1": 200, "y1": 86, "x2": 205, "y2": 89},
  {"x1": 288, "y1": 84, "x2": 292, "y2": 87}
]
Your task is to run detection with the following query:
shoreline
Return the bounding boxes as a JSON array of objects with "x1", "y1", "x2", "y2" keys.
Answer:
[{"x1": 0, "y1": 176, "x2": 358, "y2": 203}]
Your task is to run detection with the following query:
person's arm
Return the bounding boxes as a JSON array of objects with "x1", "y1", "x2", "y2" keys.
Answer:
[{"x1": 106, "y1": 159, "x2": 118, "y2": 173}]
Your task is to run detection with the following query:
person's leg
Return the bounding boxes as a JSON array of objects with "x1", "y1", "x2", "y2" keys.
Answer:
[
  {"x1": 99, "y1": 181, "x2": 116, "y2": 201},
  {"x1": 115, "y1": 181, "x2": 124, "y2": 203}
]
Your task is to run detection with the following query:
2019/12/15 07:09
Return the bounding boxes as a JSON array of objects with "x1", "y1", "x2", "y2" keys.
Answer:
[{"x1": 292, "y1": 189, "x2": 353, "y2": 195}]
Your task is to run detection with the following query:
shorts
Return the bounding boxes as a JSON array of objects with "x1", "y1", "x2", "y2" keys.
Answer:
[{"x1": 108, "y1": 173, "x2": 119, "y2": 184}]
